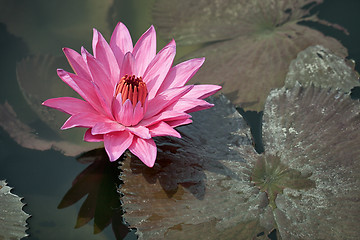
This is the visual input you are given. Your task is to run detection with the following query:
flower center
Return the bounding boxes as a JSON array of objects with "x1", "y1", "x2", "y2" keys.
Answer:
[{"x1": 115, "y1": 74, "x2": 147, "y2": 107}]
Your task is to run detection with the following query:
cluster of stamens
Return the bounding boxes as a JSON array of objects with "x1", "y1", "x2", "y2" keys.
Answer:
[{"x1": 115, "y1": 74, "x2": 147, "y2": 107}]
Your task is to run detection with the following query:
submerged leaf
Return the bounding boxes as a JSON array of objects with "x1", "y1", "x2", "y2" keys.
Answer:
[
  {"x1": 0, "y1": 102, "x2": 96, "y2": 156},
  {"x1": 16, "y1": 55, "x2": 85, "y2": 138},
  {"x1": 0, "y1": 180, "x2": 30, "y2": 240},
  {"x1": 262, "y1": 84, "x2": 360, "y2": 239},
  {"x1": 0, "y1": 0, "x2": 113, "y2": 54},
  {"x1": 153, "y1": 0, "x2": 347, "y2": 111}
]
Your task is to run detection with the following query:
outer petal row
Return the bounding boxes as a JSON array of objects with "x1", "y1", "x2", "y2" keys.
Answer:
[
  {"x1": 103, "y1": 131, "x2": 157, "y2": 167},
  {"x1": 42, "y1": 97, "x2": 97, "y2": 115}
]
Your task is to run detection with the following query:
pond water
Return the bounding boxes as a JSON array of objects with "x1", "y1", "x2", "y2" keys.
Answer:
[{"x1": 0, "y1": 0, "x2": 359, "y2": 239}]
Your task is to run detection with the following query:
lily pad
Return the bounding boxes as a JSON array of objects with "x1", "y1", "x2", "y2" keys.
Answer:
[
  {"x1": 285, "y1": 45, "x2": 359, "y2": 90},
  {"x1": 153, "y1": 0, "x2": 348, "y2": 111},
  {"x1": 120, "y1": 95, "x2": 278, "y2": 239},
  {"x1": 0, "y1": 102, "x2": 97, "y2": 156},
  {"x1": 120, "y1": 86, "x2": 360, "y2": 239},
  {"x1": 261, "y1": 84, "x2": 360, "y2": 239},
  {"x1": 17, "y1": 55, "x2": 76, "y2": 133},
  {"x1": 0, "y1": 180, "x2": 30, "y2": 240}
]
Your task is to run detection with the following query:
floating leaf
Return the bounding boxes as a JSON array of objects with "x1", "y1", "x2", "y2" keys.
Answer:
[
  {"x1": 0, "y1": 180, "x2": 30, "y2": 240},
  {"x1": 16, "y1": 55, "x2": 81, "y2": 136},
  {"x1": 262, "y1": 84, "x2": 360, "y2": 239},
  {"x1": 0, "y1": 102, "x2": 96, "y2": 156},
  {"x1": 121, "y1": 86, "x2": 360, "y2": 239},
  {"x1": 251, "y1": 155, "x2": 315, "y2": 209},
  {"x1": 153, "y1": 0, "x2": 348, "y2": 111},
  {"x1": 285, "y1": 45, "x2": 359, "y2": 90},
  {"x1": 121, "y1": 95, "x2": 279, "y2": 239},
  {"x1": 58, "y1": 148, "x2": 129, "y2": 238},
  {"x1": 0, "y1": 0, "x2": 113, "y2": 54}
]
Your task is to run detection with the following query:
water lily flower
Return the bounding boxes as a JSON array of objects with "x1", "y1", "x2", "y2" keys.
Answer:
[{"x1": 43, "y1": 22, "x2": 221, "y2": 167}]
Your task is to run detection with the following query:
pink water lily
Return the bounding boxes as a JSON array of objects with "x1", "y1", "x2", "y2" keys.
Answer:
[{"x1": 43, "y1": 22, "x2": 221, "y2": 167}]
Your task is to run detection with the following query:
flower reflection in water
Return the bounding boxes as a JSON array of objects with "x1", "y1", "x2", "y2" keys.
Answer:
[{"x1": 58, "y1": 148, "x2": 129, "y2": 239}]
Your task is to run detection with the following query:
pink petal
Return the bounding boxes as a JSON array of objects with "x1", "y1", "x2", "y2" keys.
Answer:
[
  {"x1": 166, "y1": 98, "x2": 213, "y2": 113},
  {"x1": 62, "y1": 48, "x2": 91, "y2": 79},
  {"x1": 84, "y1": 128, "x2": 104, "y2": 142},
  {"x1": 131, "y1": 101, "x2": 145, "y2": 126},
  {"x1": 61, "y1": 112, "x2": 108, "y2": 130},
  {"x1": 144, "y1": 85, "x2": 193, "y2": 118},
  {"x1": 92, "y1": 121, "x2": 125, "y2": 135},
  {"x1": 132, "y1": 25, "x2": 156, "y2": 76},
  {"x1": 121, "y1": 52, "x2": 137, "y2": 77},
  {"x1": 57, "y1": 69, "x2": 104, "y2": 114},
  {"x1": 166, "y1": 118, "x2": 193, "y2": 128},
  {"x1": 140, "y1": 110, "x2": 191, "y2": 127},
  {"x1": 90, "y1": 80, "x2": 113, "y2": 118},
  {"x1": 118, "y1": 99, "x2": 133, "y2": 126},
  {"x1": 42, "y1": 97, "x2": 96, "y2": 115},
  {"x1": 83, "y1": 49, "x2": 114, "y2": 104},
  {"x1": 112, "y1": 93, "x2": 123, "y2": 122},
  {"x1": 126, "y1": 125, "x2": 151, "y2": 139},
  {"x1": 148, "y1": 121, "x2": 181, "y2": 138},
  {"x1": 143, "y1": 39, "x2": 176, "y2": 100},
  {"x1": 104, "y1": 131, "x2": 134, "y2": 162},
  {"x1": 110, "y1": 22, "x2": 133, "y2": 67},
  {"x1": 157, "y1": 58, "x2": 205, "y2": 94},
  {"x1": 183, "y1": 85, "x2": 222, "y2": 99},
  {"x1": 92, "y1": 28, "x2": 120, "y2": 87},
  {"x1": 128, "y1": 137, "x2": 157, "y2": 167}
]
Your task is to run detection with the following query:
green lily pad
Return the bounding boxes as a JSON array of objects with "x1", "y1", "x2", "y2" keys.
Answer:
[
  {"x1": 152, "y1": 0, "x2": 348, "y2": 111},
  {"x1": 0, "y1": 180, "x2": 30, "y2": 240}
]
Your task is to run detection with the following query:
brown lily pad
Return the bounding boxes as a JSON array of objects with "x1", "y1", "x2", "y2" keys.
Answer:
[
  {"x1": 285, "y1": 45, "x2": 359, "y2": 90},
  {"x1": 0, "y1": 180, "x2": 30, "y2": 240},
  {"x1": 262, "y1": 84, "x2": 360, "y2": 239},
  {"x1": 153, "y1": 0, "x2": 348, "y2": 111},
  {"x1": 121, "y1": 95, "x2": 277, "y2": 239}
]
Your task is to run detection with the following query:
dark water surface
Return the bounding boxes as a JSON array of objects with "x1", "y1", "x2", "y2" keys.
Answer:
[{"x1": 0, "y1": 0, "x2": 359, "y2": 239}]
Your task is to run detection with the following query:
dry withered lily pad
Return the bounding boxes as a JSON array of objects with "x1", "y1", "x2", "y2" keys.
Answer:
[
  {"x1": 120, "y1": 88, "x2": 360, "y2": 239},
  {"x1": 153, "y1": 0, "x2": 348, "y2": 111},
  {"x1": 262, "y1": 84, "x2": 360, "y2": 239},
  {"x1": 285, "y1": 45, "x2": 359, "y2": 90},
  {"x1": 0, "y1": 180, "x2": 30, "y2": 240}
]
